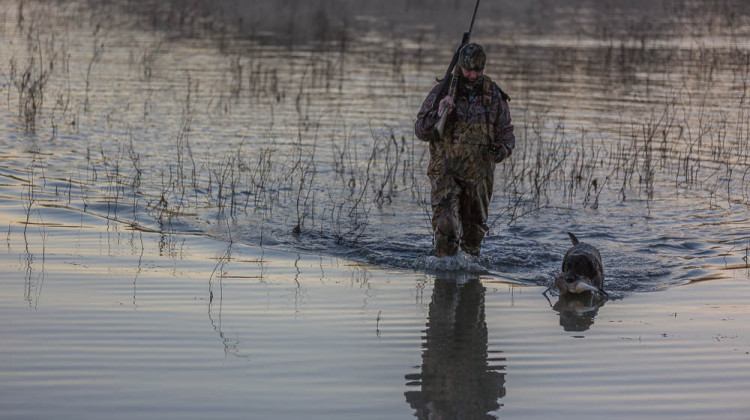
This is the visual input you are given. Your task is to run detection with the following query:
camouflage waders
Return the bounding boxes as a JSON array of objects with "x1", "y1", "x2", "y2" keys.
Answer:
[
  {"x1": 429, "y1": 121, "x2": 495, "y2": 256},
  {"x1": 415, "y1": 74, "x2": 515, "y2": 257}
]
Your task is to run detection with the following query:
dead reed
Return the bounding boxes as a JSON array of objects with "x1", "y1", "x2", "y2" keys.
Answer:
[{"x1": 3, "y1": 0, "x2": 749, "y2": 257}]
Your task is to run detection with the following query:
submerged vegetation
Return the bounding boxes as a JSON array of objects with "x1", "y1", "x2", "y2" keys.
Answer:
[{"x1": 2, "y1": 0, "x2": 749, "y2": 280}]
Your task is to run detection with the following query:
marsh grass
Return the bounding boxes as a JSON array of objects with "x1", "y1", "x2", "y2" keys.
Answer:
[
  {"x1": 3, "y1": 0, "x2": 750, "y2": 259},
  {"x1": 9, "y1": 43, "x2": 49, "y2": 131}
]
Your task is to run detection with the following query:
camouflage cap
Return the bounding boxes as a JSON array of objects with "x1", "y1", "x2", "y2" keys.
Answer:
[{"x1": 458, "y1": 43, "x2": 486, "y2": 71}]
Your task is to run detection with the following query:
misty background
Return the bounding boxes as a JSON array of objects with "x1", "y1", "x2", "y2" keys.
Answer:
[{"x1": 64, "y1": 0, "x2": 750, "y2": 46}]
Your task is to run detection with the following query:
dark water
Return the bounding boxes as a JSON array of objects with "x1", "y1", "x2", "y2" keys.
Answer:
[{"x1": 1, "y1": 1, "x2": 750, "y2": 418}]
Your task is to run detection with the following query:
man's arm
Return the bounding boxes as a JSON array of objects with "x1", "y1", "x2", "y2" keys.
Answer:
[
  {"x1": 414, "y1": 84, "x2": 444, "y2": 143},
  {"x1": 491, "y1": 85, "x2": 515, "y2": 162}
]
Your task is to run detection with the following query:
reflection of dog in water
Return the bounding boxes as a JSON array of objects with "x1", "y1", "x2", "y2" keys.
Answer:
[
  {"x1": 554, "y1": 232, "x2": 606, "y2": 296},
  {"x1": 553, "y1": 293, "x2": 607, "y2": 331}
]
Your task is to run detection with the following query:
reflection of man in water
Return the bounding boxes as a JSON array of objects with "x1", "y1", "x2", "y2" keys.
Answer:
[{"x1": 405, "y1": 278, "x2": 505, "y2": 419}]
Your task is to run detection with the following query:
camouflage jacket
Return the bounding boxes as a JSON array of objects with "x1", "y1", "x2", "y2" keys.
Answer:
[{"x1": 415, "y1": 75, "x2": 515, "y2": 181}]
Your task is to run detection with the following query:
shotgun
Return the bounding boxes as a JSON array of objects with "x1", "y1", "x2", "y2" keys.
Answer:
[{"x1": 433, "y1": 0, "x2": 481, "y2": 139}]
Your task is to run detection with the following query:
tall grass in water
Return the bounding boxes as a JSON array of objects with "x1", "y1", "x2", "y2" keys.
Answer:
[
  {"x1": 3, "y1": 0, "x2": 750, "y2": 256},
  {"x1": 9, "y1": 40, "x2": 49, "y2": 131}
]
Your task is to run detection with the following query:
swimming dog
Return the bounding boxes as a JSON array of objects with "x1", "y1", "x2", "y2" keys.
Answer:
[{"x1": 554, "y1": 232, "x2": 606, "y2": 296}]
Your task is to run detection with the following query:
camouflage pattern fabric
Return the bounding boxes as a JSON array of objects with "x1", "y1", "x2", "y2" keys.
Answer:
[
  {"x1": 458, "y1": 43, "x2": 486, "y2": 71},
  {"x1": 415, "y1": 75, "x2": 515, "y2": 257}
]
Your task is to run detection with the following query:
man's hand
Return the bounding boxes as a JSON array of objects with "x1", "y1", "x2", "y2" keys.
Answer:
[{"x1": 438, "y1": 96, "x2": 455, "y2": 117}]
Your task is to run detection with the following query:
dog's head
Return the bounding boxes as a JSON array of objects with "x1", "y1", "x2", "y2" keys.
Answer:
[{"x1": 556, "y1": 245, "x2": 604, "y2": 295}]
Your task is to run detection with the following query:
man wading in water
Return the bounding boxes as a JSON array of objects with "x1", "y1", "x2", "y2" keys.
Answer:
[{"x1": 415, "y1": 43, "x2": 515, "y2": 257}]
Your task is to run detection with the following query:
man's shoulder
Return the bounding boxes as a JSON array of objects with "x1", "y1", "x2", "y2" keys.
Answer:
[
  {"x1": 426, "y1": 81, "x2": 444, "y2": 97},
  {"x1": 485, "y1": 76, "x2": 511, "y2": 103}
]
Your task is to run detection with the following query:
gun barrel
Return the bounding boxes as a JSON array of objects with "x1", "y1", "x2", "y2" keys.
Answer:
[{"x1": 467, "y1": 0, "x2": 481, "y2": 38}]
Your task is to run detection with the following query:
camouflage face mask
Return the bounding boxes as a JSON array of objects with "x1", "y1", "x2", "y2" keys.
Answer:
[{"x1": 458, "y1": 43, "x2": 486, "y2": 71}]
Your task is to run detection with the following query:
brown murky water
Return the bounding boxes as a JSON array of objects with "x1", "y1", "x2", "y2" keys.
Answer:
[{"x1": 1, "y1": 1, "x2": 749, "y2": 418}]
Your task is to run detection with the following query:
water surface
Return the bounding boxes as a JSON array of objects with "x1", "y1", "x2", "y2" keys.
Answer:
[{"x1": 1, "y1": 1, "x2": 750, "y2": 418}]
